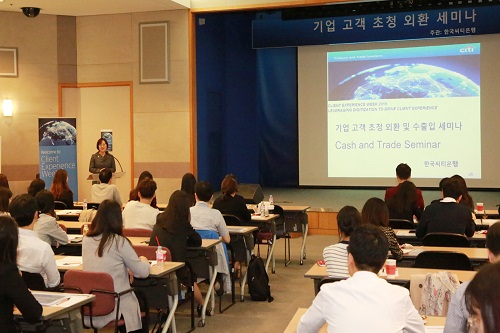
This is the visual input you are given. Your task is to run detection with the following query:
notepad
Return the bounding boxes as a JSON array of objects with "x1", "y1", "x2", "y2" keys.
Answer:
[
  {"x1": 56, "y1": 256, "x2": 82, "y2": 267},
  {"x1": 33, "y1": 293, "x2": 69, "y2": 306}
]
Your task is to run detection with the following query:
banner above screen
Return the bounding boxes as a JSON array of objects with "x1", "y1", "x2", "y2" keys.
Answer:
[{"x1": 252, "y1": 5, "x2": 499, "y2": 48}]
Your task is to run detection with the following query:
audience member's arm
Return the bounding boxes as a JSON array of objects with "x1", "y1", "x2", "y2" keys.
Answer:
[
  {"x1": 416, "y1": 192, "x2": 425, "y2": 211},
  {"x1": 404, "y1": 295, "x2": 426, "y2": 333},
  {"x1": 216, "y1": 212, "x2": 231, "y2": 244},
  {"x1": 120, "y1": 238, "x2": 150, "y2": 279},
  {"x1": 8, "y1": 266, "x2": 43, "y2": 321},
  {"x1": 187, "y1": 225, "x2": 202, "y2": 247},
  {"x1": 464, "y1": 214, "x2": 475, "y2": 237},
  {"x1": 48, "y1": 219, "x2": 69, "y2": 245},
  {"x1": 297, "y1": 291, "x2": 327, "y2": 333},
  {"x1": 386, "y1": 228, "x2": 403, "y2": 261},
  {"x1": 415, "y1": 212, "x2": 428, "y2": 239},
  {"x1": 42, "y1": 246, "x2": 61, "y2": 288}
]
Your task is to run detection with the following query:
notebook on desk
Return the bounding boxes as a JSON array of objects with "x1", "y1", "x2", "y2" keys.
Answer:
[{"x1": 33, "y1": 293, "x2": 69, "y2": 306}]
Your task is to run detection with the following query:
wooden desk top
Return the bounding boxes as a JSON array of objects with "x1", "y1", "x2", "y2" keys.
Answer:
[
  {"x1": 247, "y1": 204, "x2": 310, "y2": 212},
  {"x1": 250, "y1": 213, "x2": 279, "y2": 222},
  {"x1": 403, "y1": 246, "x2": 489, "y2": 261},
  {"x1": 284, "y1": 308, "x2": 445, "y2": 333},
  {"x1": 227, "y1": 225, "x2": 258, "y2": 234},
  {"x1": 395, "y1": 229, "x2": 486, "y2": 240},
  {"x1": 475, "y1": 218, "x2": 500, "y2": 226},
  {"x1": 304, "y1": 264, "x2": 476, "y2": 282}
]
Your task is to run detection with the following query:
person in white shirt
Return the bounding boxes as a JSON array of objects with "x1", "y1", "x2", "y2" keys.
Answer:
[
  {"x1": 298, "y1": 224, "x2": 425, "y2": 333},
  {"x1": 122, "y1": 178, "x2": 160, "y2": 230},
  {"x1": 91, "y1": 168, "x2": 122, "y2": 207},
  {"x1": 34, "y1": 190, "x2": 68, "y2": 246},
  {"x1": 9, "y1": 194, "x2": 60, "y2": 288}
]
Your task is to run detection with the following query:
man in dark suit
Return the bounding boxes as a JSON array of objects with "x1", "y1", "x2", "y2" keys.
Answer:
[
  {"x1": 416, "y1": 178, "x2": 475, "y2": 238},
  {"x1": 385, "y1": 163, "x2": 425, "y2": 210}
]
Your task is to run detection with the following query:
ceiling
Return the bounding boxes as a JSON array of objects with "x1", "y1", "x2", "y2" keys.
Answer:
[{"x1": 0, "y1": 0, "x2": 190, "y2": 16}]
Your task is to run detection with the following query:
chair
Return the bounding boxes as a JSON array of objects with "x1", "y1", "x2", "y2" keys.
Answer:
[
  {"x1": 21, "y1": 271, "x2": 47, "y2": 291},
  {"x1": 63, "y1": 270, "x2": 148, "y2": 333},
  {"x1": 58, "y1": 223, "x2": 68, "y2": 232},
  {"x1": 389, "y1": 219, "x2": 416, "y2": 230},
  {"x1": 132, "y1": 245, "x2": 172, "y2": 261},
  {"x1": 422, "y1": 232, "x2": 471, "y2": 247},
  {"x1": 318, "y1": 276, "x2": 346, "y2": 291},
  {"x1": 54, "y1": 201, "x2": 67, "y2": 209},
  {"x1": 272, "y1": 205, "x2": 291, "y2": 266},
  {"x1": 123, "y1": 228, "x2": 152, "y2": 237},
  {"x1": 87, "y1": 202, "x2": 100, "y2": 210},
  {"x1": 413, "y1": 251, "x2": 474, "y2": 271}
]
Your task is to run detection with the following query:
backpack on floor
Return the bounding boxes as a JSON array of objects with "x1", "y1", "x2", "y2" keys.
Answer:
[{"x1": 247, "y1": 255, "x2": 274, "y2": 302}]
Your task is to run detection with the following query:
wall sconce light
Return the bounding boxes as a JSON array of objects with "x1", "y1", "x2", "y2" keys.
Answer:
[{"x1": 3, "y1": 99, "x2": 13, "y2": 117}]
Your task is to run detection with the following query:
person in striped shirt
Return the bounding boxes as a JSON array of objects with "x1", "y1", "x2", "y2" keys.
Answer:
[{"x1": 323, "y1": 206, "x2": 361, "y2": 277}]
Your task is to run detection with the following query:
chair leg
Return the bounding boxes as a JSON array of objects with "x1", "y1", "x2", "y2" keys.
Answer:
[{"x1": 284, "y1": 235, "x2": 291, "y2": 267}]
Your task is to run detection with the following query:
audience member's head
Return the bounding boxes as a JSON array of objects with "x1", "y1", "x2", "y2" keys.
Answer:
[
  {"x1": 137, "y1": 178, "x2": 157, "y2": 199},
  {"x1": 8, "y1": 194, "x2": 38, "y2": 227},
  {"x1": 361, "y1": 197, "x2": 389, "y2": 227},
  {"x1": 35, "y1": 190, "x2": 55, "y2": 215},
  {"x1": 27, "y1": 178, "x2": 46, "y2": 197},
  {"x1": 98, "y1": 168, "x2": 113, "y2": 184},
  {"x1": 138, "y1": 170, "x2": 153, "y2": 184},
  {"x1": 195, "y1": 181, "x2": 213, "y2": 202},
  {"x1": 396, "y1": 163, "x2": 411, "y2": 181},
  {"x1": 438, "y1": 177, "x2": 449, "y2": 191},
  {"x1": 224, "y1": 173, "x2": 238, "y2": 183},
  {"x1": 0, "y1": 215, "x2": 19, "y2": 265},
  {"x1": 441, "y1": 178, "x2": 462, "y2": 200},
  {"x1": 181, "y1": 173, "x2": 197, "y2": 196},
  {"x1": 0, "y1": 187, "x2": 13, "y2": 213},
  {"x1": 486, "y1": 222, "x2": 500, "y2": 261},
  {"x1": 157, "y1": 190, "x2": 191, "y2": 233},
  {"x1": 387, "y1": 180, "x2": 418, "y2": 213},
  {"x1": 221, "y1": 176, "x2": 238, "y2": 199},
  {"x1": 0, "y1": 173, "x2": 9, "y2": 189},
  {"x1": 451, "y1": 174, "x2": 474, "y2": 211},
  {"x1": 50, "y1": 169, "x2": 71, "y2": 198},
  {"x1": 465, "y1": 261, "x2": 500, "y2": 333},
  {"x1": 87, "y1": 200, "x2": 124, "y2": 257},
  {"x1": 348, "y1": 224, "x2": 389, "y2": 274},
  {"x1": 337, "y1": 205, "x2": 362, "y2": 239}
]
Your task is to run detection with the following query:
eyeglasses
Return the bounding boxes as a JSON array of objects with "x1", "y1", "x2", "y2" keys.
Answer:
[{"x1": 467, "y1": 315, "x2": 481, "y2": 333}]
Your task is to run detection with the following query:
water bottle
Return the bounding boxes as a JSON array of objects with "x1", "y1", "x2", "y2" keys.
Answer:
[
  {"x1": 260, "y1": 202, "x2": 265, "y2": 218},
  {"x1": 264, "y1": 204, "x2": 269, "y2": 217},
  {"x1": 156, "y1": 246, "x2": 164, "y2": 268},
  {"x1": 82, "y1": 224, "x2": 89, "y2": 235},
  {"x1": 269, "y1": 195, "x2": 273, "y2": 206},
  {"x1": 83, "y1": 199, "x2": 88, "y2": 210}
]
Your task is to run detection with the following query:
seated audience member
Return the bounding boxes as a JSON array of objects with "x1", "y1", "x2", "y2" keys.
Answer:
[
  {"x1": 0, "y1": 215, "x2": 42, "y2": 332},
  {"x1": 464, "y1": 261, "x2": 500, "y2": 333},
  {"x1": 416, "y1": 178, "x2": 475, "y2": 239},
  {"x1": 122, "y1": 178, "x2": 160, "y2": 230},
  {"x1": 83, "y1": 200, "x2": 150, "y2": 332},
  {"x1": 444, "y1": 222, "x2": 500, "y2": 333},
  {"x1": 27, "y1": 178, "x2": 46, "y2": 197},
  {"x1": 9, "y1": 194, "x2": 60, "y2": 288},
  {"x1": 386, "y1": 181, "x2": 422, "y2": 222},
  {"x1": 0, "y1": 173, "x2": 9, "y2": 189},
  {"x1": 129, "y1": 171, "x2": 157, "y2": 208},
  {"x1": 0, "y1": 187, "x2": 12, "y2": 215},
  {"x1": 323, "y1": 206, "x2": 362, "y2": 278},
  {"x1": 91, "y1": 168, "x2": 122, "y2": 207},
  {"x1": 298, "y1": 224, "x2": 425, "y2": 333},
  {"x1": 34, "y1": 190, "x2": 69, "y2": 246},
  {"x1": 385, "y1": 163, "x2": 425, "y2": 210},
  {"x1": 180, "y1": 172, "x2": 197, "y2": 206},
  {"x1": 150, "y1": 190, "x2": 206, "y2": 316},
  {"x1": 50, "y1": 169, "x2": 74, "y2": 209},
  {"x1": 451, "y1": 174, "x2": 475, "y2": 213},
  {"x1": 362, "y1": 197, "x2": 403, "y2": 261},
  {"x1": 430, "y1": 177, "x2": 449, "y2": 204}
]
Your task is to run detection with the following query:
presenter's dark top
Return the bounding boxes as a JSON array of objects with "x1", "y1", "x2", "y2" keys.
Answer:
[
  {"x1": 416, "y1": 200, "x2": 475, "y2": 238},
  {"x1": 89, "y1": 152, "x2": 116, "y2": 173},
  {"x1": 0, "y1": 263, "x2": 43, "y2": 332},
  {"x1": 212, "y1": 194, "x2": 251, "y2": 223}
]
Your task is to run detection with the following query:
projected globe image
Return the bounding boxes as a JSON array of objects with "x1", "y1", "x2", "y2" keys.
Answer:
[
  {"x1": 331, "y1": 63, "x2": 479, "y2": 100},
  {"x1": 39, "y1": 120, "x2": 77, "y2": 146}
]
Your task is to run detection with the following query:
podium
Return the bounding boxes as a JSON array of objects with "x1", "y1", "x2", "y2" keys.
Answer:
[{"x1": 87, "y1": 172, "x2": 125, "y2": 181}]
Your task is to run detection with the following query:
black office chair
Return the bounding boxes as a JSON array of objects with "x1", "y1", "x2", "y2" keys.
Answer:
[
  {"x1": 422, "y1": 232, "x2": 471, "y2": 247},
  {"x1": 54, "y1": 201, "x2": 67, "y2": 210},
  {"x1": 272, "y1": 205, "x2": 292, "y2": 267},
  {"x1": 413, "y1": 251, "x2": 474, "y2": 271},
  {"x1": 389, "y1": 219, "x2": 416, "y2": 230},
  {"x1": 21, "y1": 271, "x2": 47, "y2": 291},
  {"x1": 87, "y1": 202, "x2": 100, "y2": 210}
]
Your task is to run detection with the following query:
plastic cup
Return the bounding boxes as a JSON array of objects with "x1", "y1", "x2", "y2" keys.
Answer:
[
  {"x1": 385, "y1": 259, "x2": 396, "y2": 278},
  {"x1": 477, "y1": 203, "x2": 484, "y2": 212}
]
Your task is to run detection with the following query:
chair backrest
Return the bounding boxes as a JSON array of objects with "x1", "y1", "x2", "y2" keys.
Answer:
[
  {"x1": 422, "y1": 232, "x2": 471, "y2": 247},
  {"x1": 271, "y1": 204, "x2": 285, "y2": 226},
  {"x1": 132, "y1": 245, "x2": 172, "y2": 261},
  {"x1": 78, "y1": 209, "x2": 97, "y2": 222},
  {"x1": 54, "y1": 201, "x2": 67, "y2": 209},
  {"x1": 389, "y1": 219, "x2": 415, "y2": 230},
  {"x1": 63, "y1": 270, "x2": 116, "y2": 316},
  {"x1": 21, "y1": 271, "x2": 46, "y2": 291},
  {"x1": 58, "y1": 223, "x2": 68, "y2": 232},
  {"x1": 413, "y1": 251, "x2": 474, "y2": 271},
  {"x1": 318, "y1": 276, "x2": 346, "y2": 290},
  {"x1": 123, "y1": 228, "x2": 152, "y2": 237},
  {"x1": 87, "y1": 202, "x2": 100, "y2": 210}
]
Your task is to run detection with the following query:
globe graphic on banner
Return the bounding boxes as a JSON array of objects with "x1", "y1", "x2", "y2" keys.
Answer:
[
  {"x1": 39, "y1": 120, "x2": 77, "y2": 146},
  {"x1": 333, "y1": 64, "x2": 480, "y2": 100}
]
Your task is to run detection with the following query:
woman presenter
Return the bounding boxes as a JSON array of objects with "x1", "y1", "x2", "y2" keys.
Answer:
[{"x1": 89, "y1": 138, "x2": 116, "y2": 173}]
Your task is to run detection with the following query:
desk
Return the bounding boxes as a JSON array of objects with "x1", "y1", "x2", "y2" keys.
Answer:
[
  {"x1": 304, "y1": 264, "x2": 476, "y2": 295},
  {"x1": 186, "y1": 238, "x2": 222, "y2": 327},
  {"x1": 227, "y1": 225, "x2": 258, "y2": 301},
  {"x1": 54, "y1": 255, "x2": 184, "y2": 333},
  {"x1": 283, "y1": 308, "x2": 446, "y2": 333},
  {"x1": 249, "y1": 214, "x2": 279, "y2": 273},
  {"x1": 475, "y1": 218, "x2": 500, "y2": 230},
  {"x1": 403, "y1": 246, "x2": 489, "y2": 263},
  {"x1": 55, "y1": 210, "x2": 81, "y2": 221},
  {"x1": 58, "y1": 221, "x2": 88, "y2": 234},
  {"x1": 395, "y1": 229, "x2": 487, "y2": 247}
]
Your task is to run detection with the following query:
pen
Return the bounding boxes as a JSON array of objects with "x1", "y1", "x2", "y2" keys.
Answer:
[{"x1": 55, "y1": 297, "x2": 70, "y2": 306}]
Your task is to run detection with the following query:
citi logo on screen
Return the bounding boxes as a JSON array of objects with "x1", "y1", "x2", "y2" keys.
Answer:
[{"x1": 459, "y1": 46, "x2": 475, "y2": 53}]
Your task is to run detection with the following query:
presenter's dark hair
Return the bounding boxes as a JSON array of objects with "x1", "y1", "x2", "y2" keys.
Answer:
[
  {"x1": 361, "y1": 197, "x2": 389, "y2": 227},
  {"x1": 99, "y1": 168, "x2": 113, "y2": 183},
  {"x1": 96, "y1": 138, "x2": 108, "y2": 151},
  {"x1": 396, "y1": 163, "x2": 411, "y2": 180},
  {"x1": 221, "y1": 176, "x2": 238, "y2": 200},
  {"x1": 0, "y1": 215, "x2": 19, "y2": 265},
  {"x1": 28, "y1": 178, "x2": 46, "y2": 197},
  {"x1": 337, "y1": 205, "x2": 361, "y2": 237},
  {"x1": 137, "y1": 178, "x2": 157, "y2": 199},
  {"x1": 9, "y1": 194, "x2": 38, "y2": 227},
  {"x1": 386, "y1": 181, "x2": 418, "y2": 215},
  {"x1": 348, "y1": 224, "x2": 388, "y2": 273},
  {"x1": 195, "y1": 181, "x2": 213, "y2": 202},
  {"x1": 156, "y1": 190, "x2": 191, "y2": 233},
  {"x1": 486, "y1": 222, "x2": 500, "y2": 256},
  {"x1": 35, "y1": 190, "x2": 55, "y2": 215},
  {"x1": 450, "y1": 174, "x2": 474, "y2": 211},
  {"x1": 87, "y1": 200, "x2": 129, "y2": 257},
  {"x1": 465, "y1": 261, "x2": 500, "y2": 333},
  {"x1": 0, "y1": 173, "x2": 9, "y2": 189},
  {"x1": 441, "y1": 178, "x2": 462, "y2": 200},
  {"x1": 0, "y1": 187, "x2": 13, "y2": 212}
]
